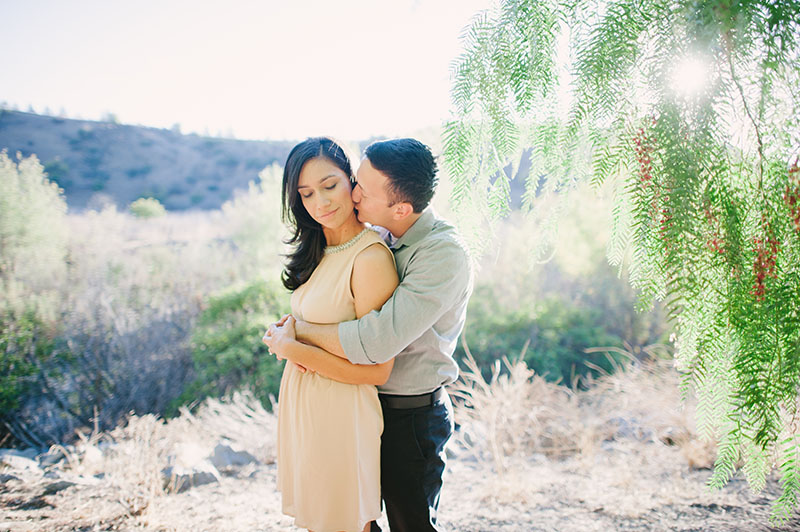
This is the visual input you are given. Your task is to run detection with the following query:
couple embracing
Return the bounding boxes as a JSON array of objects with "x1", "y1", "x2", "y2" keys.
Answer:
[{"x1": 262, "y1": 137, "x2": 473, "y2": 532}]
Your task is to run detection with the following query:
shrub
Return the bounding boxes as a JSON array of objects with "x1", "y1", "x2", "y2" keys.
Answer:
[
  {"x1": 130, "y1": 197, "x2": 166, "y2": 218},
  {"x1": 175, "y1": 279, "x2": 290, "y2": 413},
  {"x1": 460, "y1": 289, "x2": 626, "y2": 386},
  {"x1": 43, "y1": 158, "x2": 71, "y2": 188},
  {"x1": 0, "y1": 151, "x2": 67, "y2": 444},
  {"x1": 0, "y1": 151, "x2": 67, "y2": 290},
  {"x1": 0, "y1": 304, "x2": 57, "y2": 445}
]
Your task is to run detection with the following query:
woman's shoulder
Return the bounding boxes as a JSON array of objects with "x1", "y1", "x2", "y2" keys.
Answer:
[{"x1": 353, "y1": 231, "x2": 396, "y2": 273}]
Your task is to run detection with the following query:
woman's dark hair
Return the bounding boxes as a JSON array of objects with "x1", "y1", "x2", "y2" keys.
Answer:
[
  {"x1": 364, "y1": 138, "x2": 438, "y2": 213},
  {"x1": 281, "y1": 137, "x2": 354, "y2": 291}
]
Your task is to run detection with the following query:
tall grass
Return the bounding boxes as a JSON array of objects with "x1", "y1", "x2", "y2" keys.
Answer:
[
  {"x1": 52, "y1": 391, "x2": 276, "y2": 520},
  {"x1": 450, "y1": 341, "x2": 713, "y2": 477}
]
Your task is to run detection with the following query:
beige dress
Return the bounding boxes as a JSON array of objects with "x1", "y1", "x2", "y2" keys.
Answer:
[{"x1": 277, "y1": 228, "x2": 389, "y2": 532}]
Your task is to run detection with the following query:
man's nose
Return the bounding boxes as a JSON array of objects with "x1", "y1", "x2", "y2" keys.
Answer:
[{"x1": 352, "y1": 184, "x2": 362, "y2": 202}]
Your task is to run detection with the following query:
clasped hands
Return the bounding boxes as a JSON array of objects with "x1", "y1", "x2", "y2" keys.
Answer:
[{"x1": 262, "y1": 314, "x2": 308, "y2": 373}]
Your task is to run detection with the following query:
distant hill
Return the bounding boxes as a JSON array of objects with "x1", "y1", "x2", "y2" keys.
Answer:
[{"x1": 0, "y1": 110, "x2": 296, "y2": 211}]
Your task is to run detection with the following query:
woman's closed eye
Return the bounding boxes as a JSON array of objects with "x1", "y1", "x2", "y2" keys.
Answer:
[{"x1": 325, "y1": 183, "x2": 337, "y2": 190}]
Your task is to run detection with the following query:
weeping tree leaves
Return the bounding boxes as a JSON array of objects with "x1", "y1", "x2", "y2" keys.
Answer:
[{"x1": 445, "y1": 0, "x2": 800, "y2": 523}]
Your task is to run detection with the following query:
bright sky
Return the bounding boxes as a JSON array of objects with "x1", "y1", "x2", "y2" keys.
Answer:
[{"x1": 0, "y1": 0, "x2": 494, "y2": 141}]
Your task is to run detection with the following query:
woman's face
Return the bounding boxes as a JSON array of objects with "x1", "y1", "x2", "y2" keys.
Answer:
[{"x1": 297, "y1": 157, "x2": 354, "y2": 229}]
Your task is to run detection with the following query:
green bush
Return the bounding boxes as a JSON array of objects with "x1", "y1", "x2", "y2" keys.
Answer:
[
  {"x1": 43, "y1": 158, "x2": 70, "y2": 188},
  {"x1": 0, "y1": 302, "x2": 58, "y2": 445},
  {"x1": 129, "y1": 197, "x2": 166, "y2": 218},
  {"x1": 175, "y1": 279, "x2": 291, "y2": 413},
  {"x1": 460, "y1": 287, "x2": 626, "y2": 386},
  {"x1": 0, "y1": 151, "x2": 67, "y2": 288}
]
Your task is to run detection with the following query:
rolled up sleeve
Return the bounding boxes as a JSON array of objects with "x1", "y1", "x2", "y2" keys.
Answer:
[{"x1": 339, "y1": 240, "x2": 471, "y2": 365}]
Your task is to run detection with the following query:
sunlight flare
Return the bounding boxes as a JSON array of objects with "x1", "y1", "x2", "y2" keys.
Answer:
[{"x1": 670, "y1": 56, "x2": 709, "y2": 97}]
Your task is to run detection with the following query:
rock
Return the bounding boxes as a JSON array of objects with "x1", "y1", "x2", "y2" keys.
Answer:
[
  {"x1": 210, "y1": 441, "x2": 258, "y2": 471},
  {"x1": 0, "y1": 448, "x2": 40, "y2": 460},
  {"x1": 38, "y1": 448, "x2": 68, "y2": 468},
  {"x1": 1, "y1": 473, "x2": 21, "y2": 483},
  {"x1": 42, "y1": 480, "x2": 76, "y2": 495},
  {"x1": 1, "y1": 453, "x2": 40, "y2": 472},
  {"x1": 162, "y1": 461, "x2": 221, "y2": 493}
]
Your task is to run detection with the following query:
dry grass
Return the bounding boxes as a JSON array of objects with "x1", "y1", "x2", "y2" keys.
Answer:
[
  {"x1": 450, "y1": 342, "x2": 716, "y2": 485},
  {"x1": 36, "y1": 390, "x2": 277, "y2": 526},
  {"x1": 5, "y1": 362, "x2": 794, "y2": 531}
]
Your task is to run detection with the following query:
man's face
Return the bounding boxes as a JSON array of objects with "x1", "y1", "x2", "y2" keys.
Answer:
[{"x1": 352, "y1": 158, "x2": 396, "y2": 227}]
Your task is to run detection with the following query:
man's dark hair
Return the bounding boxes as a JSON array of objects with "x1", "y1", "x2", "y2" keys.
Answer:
[{"x1": 364, "y1": 138, "x2": 438, "y2": 213}]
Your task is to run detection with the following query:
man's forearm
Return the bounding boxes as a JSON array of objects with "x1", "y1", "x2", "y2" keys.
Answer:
[{"x1": 294, "y1": 320, "x2": 346, "y2": 358}]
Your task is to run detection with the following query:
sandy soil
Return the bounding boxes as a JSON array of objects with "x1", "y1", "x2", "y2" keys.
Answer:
[{"x1": 2, "y1": 439, "x2": 797, "y2": 532}]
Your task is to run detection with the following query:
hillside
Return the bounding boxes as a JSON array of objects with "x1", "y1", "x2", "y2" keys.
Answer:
[{"x1": 0, "y1": 110, "x2": 295, "y2": 211}]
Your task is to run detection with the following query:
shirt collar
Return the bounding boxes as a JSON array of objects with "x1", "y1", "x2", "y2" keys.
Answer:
[{"x1": 391, "y1": 207, "x2": 435, "y2": 250}]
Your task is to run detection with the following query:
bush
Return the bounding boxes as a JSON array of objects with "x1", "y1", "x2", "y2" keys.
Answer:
[
  {"x1": 461, "y1": 289, "x2": 626, "y2": 387},
  {"x1": 0, "y1": 305, "x2": 56, "y2": 445},
  {"x1": 43, "y1": 158, "x2": 71, "y2": 188},
  {"x1": 0, "y1": 151, "x2": 69, "y2": 445},
  {"x1": 130, "y1": 197, "x2": 166, "y2": 218},
  {"x1": 175, "y1": 279, "x2": 291, "y2": 413},
  {"x1": 0, "y1": 151, "x2": 67, "y2": 291}
]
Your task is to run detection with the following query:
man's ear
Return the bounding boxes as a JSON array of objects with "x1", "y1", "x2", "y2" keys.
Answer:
[{"x1": 392, "y1": 202, "x2": 414, "y2": 220}]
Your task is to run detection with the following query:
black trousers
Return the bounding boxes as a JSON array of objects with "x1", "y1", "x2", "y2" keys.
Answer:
[{"x1": 372, "y1": 392, "x2": 454, "y2": 532}]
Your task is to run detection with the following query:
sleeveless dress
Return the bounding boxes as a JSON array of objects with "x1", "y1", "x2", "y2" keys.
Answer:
[{"x1": 277, "y1": 228, "x2": 390, "y2": 532}]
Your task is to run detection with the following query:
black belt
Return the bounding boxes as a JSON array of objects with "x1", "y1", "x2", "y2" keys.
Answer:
[{"x1": 378, "y1": 387, "x2": 445, "y2": 409}]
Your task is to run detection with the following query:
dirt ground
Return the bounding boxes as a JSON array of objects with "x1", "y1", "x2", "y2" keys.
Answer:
[{"x1": 2, "y1": 438, "x2": 798, "y2": 532}]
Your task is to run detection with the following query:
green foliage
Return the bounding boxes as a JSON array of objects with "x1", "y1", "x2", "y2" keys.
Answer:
[
  {"x1": 176, "y1": 278, "x2": 291, "y2": 412},
  {"x1": 0, "y1": 305, "x2": 53, "y2": 420},
  {"x1": 129, "y1": 197, "x2": 166, "y2": 218},
  {"x1": 461, "y1": 290, "x2": 625, "y2": 385},
  {"x1": 0, "y1": 150, "x2": 68, "y2": 289},
  {"x1": 43, "y1": 158, "x2": 71, "y2": 188},
  {"x1": 448, "y1": 0, "x2": 800, "y2": 521}
]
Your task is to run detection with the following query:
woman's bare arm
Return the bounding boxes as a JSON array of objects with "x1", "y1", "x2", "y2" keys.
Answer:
[{"x1": 264, "y1": 242, "x2": 398, "y2": 385}]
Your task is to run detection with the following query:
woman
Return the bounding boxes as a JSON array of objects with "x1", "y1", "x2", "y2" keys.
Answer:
[{"x1": 266, "y1": 137, "x2": 398, "y2": 532}]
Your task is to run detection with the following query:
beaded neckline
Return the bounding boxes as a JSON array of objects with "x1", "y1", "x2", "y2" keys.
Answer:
[{"x1": 324, "y1": 227, "x2": 371, "y2": 254}]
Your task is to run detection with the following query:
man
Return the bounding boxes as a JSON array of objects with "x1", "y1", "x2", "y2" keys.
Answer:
[{"x1": 265, "y1": 138, "x2": 473, "y2": 531}]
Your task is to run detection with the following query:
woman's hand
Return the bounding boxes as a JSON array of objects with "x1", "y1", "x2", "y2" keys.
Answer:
[
  {"x1": 262, "y1": 315, "x2": 295, "y2": 356},
  {"x1": 263, "y1": 315, "x2": 308, "y2": 373}
]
